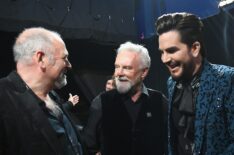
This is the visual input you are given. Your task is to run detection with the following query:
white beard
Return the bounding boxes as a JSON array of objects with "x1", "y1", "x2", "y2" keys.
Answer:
[
  {"x1": 54, "y1": 73, "x2": 67, "y2": 89},
  {"x1": 115, "y1": 75, "x2": 143, "y2": 94},
  {"x1": 115, "y1": 77, "x2": 132, "y2": 94}
]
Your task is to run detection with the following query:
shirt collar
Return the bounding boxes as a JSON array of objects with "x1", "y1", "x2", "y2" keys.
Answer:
[{"x1": 141, "y1": 84, "x2": 149, "y2": 96}]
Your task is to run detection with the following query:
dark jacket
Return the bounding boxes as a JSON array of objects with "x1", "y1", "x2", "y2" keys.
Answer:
[
  {"x1": 167, "y1": 60, "x2": 234, "y2": 155},
  {"x1": 101, "y1": 88, "x2": 167, "y2": 155},
  {"x1": 0, "y1": 71, "x2": 82, "y2": 155}
]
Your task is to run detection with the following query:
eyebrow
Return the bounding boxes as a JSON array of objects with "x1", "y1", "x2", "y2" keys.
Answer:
[{"x1": 159, "y1": 46, "x2": 179, "y2": 53}]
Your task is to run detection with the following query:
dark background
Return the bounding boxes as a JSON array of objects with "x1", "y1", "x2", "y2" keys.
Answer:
[{"x1": 0, "y1": 0, "x2": 233, "y2": 125}]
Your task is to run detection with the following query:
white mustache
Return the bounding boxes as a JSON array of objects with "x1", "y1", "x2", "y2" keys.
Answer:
[{"x1": 115, "y1": 76, "x2": 129, "y2": 81}]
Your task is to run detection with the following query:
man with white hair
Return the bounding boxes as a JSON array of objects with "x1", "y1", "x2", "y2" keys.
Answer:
[
  {"x1": 82, "y1": 41, "x2": 167, "y2": 155},
  {"x1": 0, "y1": 27, "x2": 83, "y2": 155}
]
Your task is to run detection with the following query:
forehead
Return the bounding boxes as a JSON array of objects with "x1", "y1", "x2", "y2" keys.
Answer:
[
  {"x1": 158, "y1": 30, "x2": 182, "y2": 49},
  {"x1": 115, "y1": 50, "x2": 139, "y2": 66},
  {"x1": 53, "y1": 39, "x2": 68, "y2": 56},
  {"x1": 107, "y1": 79, "x2": 113, "y2": 84}
]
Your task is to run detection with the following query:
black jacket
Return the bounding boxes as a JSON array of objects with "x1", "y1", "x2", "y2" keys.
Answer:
[
  {"x1": 0, "y1": 71, "x2": 82, "y2": 155},
  {"x1": 83, "y1": 88, "x2": 167, "y2": 155}
]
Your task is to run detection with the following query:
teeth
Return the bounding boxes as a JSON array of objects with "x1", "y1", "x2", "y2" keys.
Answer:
[
  {"x1": 170, "y1": 65, "x2": 176, "y2": 68},
  {"x1": 169, "y1": 62, "x2": 178, "y2": 68},
  {"x1": 118, "y1": 77, "x2": 128, "y2": 81}
]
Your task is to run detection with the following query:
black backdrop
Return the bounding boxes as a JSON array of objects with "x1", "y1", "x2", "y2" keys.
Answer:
[{"x1": 0, "y1": 10, "x2": 233, "y2": 125}]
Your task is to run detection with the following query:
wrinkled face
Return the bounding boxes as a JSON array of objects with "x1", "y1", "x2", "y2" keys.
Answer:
[
  {"x1": 47, "y1": 40, "x2": 72, "y2": 89},
  {"x1": 114, "y1": 50, "x2": 146, "y2": 94},
  {"x1": 105, "y1": 79, "x2": 115, "y2": 91},
  {"x1": 158, "y1": 30, "x2": 196, "y2": 81}
]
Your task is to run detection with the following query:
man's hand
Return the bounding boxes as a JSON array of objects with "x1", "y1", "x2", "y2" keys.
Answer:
[{"x1": 68, "y1": 93, "x2": 79, "y2": 106}]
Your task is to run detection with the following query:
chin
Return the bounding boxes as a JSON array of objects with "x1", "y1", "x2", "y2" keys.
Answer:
[
  {"x1": 116, "y1": 85, "x2": 131, "y2": 94},
  {"x1": 54, "y1": 78, "x2": 67, "y2": 89},
  {"x1": 171, "y1": 74, "x2": 183, "y2": 81},
  {"x1": 169, "y1": 68, "x2": 183, "y2": 81},
  {"x1": 116, "y1": 82, "x2": 132, "y2": 94}
]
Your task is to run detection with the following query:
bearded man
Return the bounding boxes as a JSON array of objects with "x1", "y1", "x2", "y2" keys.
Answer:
[
  {"x1": 82, "y1": 41, "x2": 167, "y2": 155},
  {"x1": 0, "y1": 27, "x2": 83, "y2": 155}
]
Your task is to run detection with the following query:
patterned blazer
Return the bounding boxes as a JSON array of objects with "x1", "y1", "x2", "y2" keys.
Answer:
[{"x1": 167, "y1": 60, "x2": 234, "y2": 155}]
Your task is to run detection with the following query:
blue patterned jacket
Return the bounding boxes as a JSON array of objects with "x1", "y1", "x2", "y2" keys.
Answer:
[{"x1": 167, "y1": 60, "x2": 234, "y2": 155}]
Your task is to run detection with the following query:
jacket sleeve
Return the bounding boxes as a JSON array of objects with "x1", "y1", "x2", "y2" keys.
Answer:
[
  {"x1": 0, "y1": 115, "x2": 5, "y2": 155},
  {"x1": 161, "y1": 94, "x2": 168, "y2": 155},
  {"x1": 220, "y1": 71, "x2": 234, "y2": 155},
  {"x1": 0, "y1": 90, "x2": 6, "y2": 155},
  {"x1": 81, "y1": 94, "x2": 102, "y2": 154},
  {"x1": 62, "y1": 101, "x2": 74, "y2": 110}
]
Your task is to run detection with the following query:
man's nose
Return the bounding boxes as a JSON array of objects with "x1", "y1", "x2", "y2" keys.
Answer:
[
  {"x1": 115, "y1": 67, "x2": 124, "y2": 76},
  {"x1": 161, "y1": 52, "x2": 171, "y2": 63},
  {"x1": 66, "y1": 59, "x2": 72, "y2": 69}
]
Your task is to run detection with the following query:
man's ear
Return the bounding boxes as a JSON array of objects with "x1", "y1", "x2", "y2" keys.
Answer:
[
  {"x1": 35, "y1": 51, "x2": 46, "y2": 68},
  {"x1": 141, "y1": 68, "x2": 149, "y2": 80},
  {"x1": 191, "y1": 41, "x2": 201, "y2": 57}
]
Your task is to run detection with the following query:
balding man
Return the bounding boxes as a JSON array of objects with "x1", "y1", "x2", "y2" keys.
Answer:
[{"x1": 0, "y1": 27, "x2": 83, "y2": 155}]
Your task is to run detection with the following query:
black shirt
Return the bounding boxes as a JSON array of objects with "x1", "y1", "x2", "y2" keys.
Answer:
[
  {"x1": 171, "y1": 76, "x2": 200, "y2": 155},
  {"x1": 123, "y1": 93, "x2": 145, "y2": 124}
]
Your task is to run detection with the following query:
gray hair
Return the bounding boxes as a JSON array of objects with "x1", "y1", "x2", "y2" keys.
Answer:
[
  {"x1": 13, "y1": 27, "x2": 63, "y2": 64},
  {"x1": 116, "y1": 41, "x2": 151, "y2": 69}
]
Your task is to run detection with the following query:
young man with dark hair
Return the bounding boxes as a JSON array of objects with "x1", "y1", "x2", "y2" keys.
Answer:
[{"x1": 156, "y1": 12, "x2": 234, "y2": 155}]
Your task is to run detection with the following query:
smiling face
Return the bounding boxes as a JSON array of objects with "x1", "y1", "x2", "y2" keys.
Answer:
[
  {"x1": 158, "y1": 30, "x2": 201, "y2": 81},
  {"x1": 114, "y1": 50, "x2": 148, "y2": 94},
  {"x1": 47, "y1": 40, "x2": 72, "y2": 89}
]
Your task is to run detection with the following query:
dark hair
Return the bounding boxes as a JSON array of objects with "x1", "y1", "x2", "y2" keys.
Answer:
[
  {"x1": 105, "y1": 75, "x2": 116, "y2": 88},
  {"x1": 105, "y1": 75, "x2": 114, "y2": 81},
  {"x1": 156, "y1": 12, "x2": 206, "y2": 57}
]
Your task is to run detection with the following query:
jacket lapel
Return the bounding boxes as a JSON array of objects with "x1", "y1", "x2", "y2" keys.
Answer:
[
  {"x1": 7, "y1": 72, "x2": 62, "y2": 154},
  {"x1": 167, "y1": 78, "x2": 176, "y2": 155},
  {"x1": 50, "y1": 90, "x2": 84, "y2": 152},
  {"x1": 194, "y1": 61, "x2": 214, "y2": 154},
  {"x1": 14, "y1": 90, "x2": 63, "y2": 154}
]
